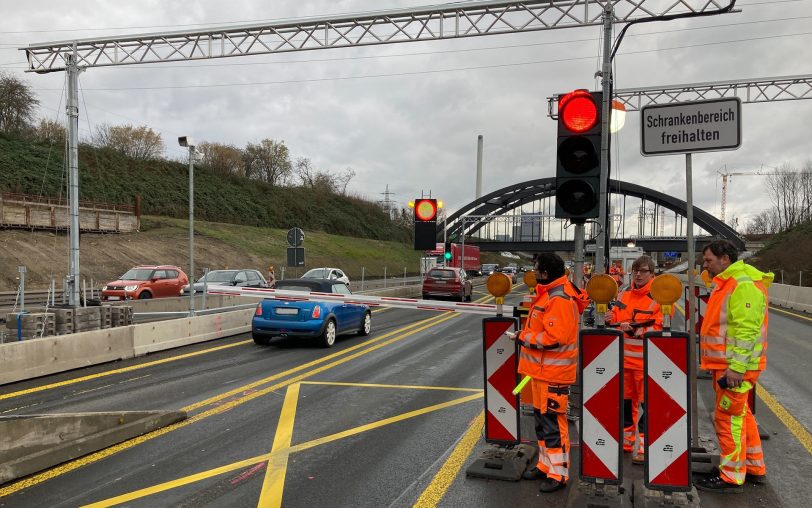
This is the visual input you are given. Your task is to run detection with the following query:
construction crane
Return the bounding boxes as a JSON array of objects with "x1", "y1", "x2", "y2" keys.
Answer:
[{"x1": 718, "y1": 165, "x2": 781, "y2": 222}]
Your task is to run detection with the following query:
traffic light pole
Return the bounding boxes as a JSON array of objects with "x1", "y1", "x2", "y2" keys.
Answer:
[{"x1": 595, "y1": 3, "x2": 613, "y2": 275}]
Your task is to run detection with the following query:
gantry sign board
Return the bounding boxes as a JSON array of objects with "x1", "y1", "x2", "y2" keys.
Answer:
[{"x1": 641, "y1": 98, "x2": 742, "y2": 156}]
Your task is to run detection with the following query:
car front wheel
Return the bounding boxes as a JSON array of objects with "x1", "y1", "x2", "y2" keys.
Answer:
[
  {"x1": 358, "y1": 311, "x2": 372, "y2": 336},
  {"x1": 138, "y1": 291, "x2": 152, "y2": 299},
  {"x1": 321, "y1": 319, "x2": 337, "y2": 348}
]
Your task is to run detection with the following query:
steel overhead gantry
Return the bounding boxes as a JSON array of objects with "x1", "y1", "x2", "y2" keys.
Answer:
[
  {"x1": 22, "y1": 0, "x2": 731, "y2": 306},
  {"x1": 547, "y1": 74, "x2": 812, "y2": 116}
]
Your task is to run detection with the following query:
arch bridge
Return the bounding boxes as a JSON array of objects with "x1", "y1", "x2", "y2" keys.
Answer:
[{"x1": 441, "y1": 178, "x2": 743, "y2": 253}]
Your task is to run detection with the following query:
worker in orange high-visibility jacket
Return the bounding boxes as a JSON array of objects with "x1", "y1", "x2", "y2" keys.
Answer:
[
  {"x1": 694, "y1": 240, "x2": 772, "y2": 494},
  {"x1": 514, "y1": 253, "x2": 588, "y2": 493},
  {"x1": 606, "y1": 255, "x2": 672, "y2": 464}
]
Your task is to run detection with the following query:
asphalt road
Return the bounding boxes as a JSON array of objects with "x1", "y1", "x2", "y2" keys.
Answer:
[{"x1": 0, "y1": 286, "x2": 810, "y2": 507}]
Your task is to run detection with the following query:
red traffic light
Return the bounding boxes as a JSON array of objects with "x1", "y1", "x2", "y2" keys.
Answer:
[
  {"x1": 414, "y1": 199, "x2": 438, "y2": 221},
  {"x1": 560, "y1": 90, "x2": 599, "y2": 133}
]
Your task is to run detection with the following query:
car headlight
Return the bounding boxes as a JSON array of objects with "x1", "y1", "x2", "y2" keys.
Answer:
[
  {"x1": 124, "y1": 285, "x2": 139, "y2": 292},
  {"x1": 102, "y1": 285, "x2": 109, "y2": 291}
]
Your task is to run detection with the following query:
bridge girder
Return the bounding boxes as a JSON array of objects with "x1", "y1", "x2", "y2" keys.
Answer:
[{"x1": 443, "y1": 178, "x2": 743, "y2": 250}]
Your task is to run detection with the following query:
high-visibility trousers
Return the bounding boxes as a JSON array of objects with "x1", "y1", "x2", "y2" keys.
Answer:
[
  {"x1": 712, "y1": 370, "x2": 766, "y2": 485},
  {"x1": 623, "y1": 369, "x2": 645, "y2": 455},
  {"x1": 531, "y1": 379, "x2": 571, "y2": 483}
]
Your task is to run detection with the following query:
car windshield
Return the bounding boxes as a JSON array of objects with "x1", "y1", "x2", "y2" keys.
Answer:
[
  {"x1": 200, "y1": 271, "x2": 236, "y2": 283},
  {"x1": 120, "y1": 268, "x2": 154, "y2": 281},
  {"x1": 483, "y1": 264, "x2": 497, "y2": 270},
  {"x1": 302, "y1": 268, "x2": 328, "y2": 279},
  {"x1": 428, "y1": 269, "x2": 456, "y2": 279}
]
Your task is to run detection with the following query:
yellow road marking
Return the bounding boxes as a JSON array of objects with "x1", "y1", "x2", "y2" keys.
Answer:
[
  {"x1": 1, "y1": 312, "x2": 460, "y2": 498},
  {"x1": 769, "y1": 305, "x2": 812, "y2": 322},
  {"x1": 372, "y1": 307, "x2": 391, "y2": 314},
  {"x1": 301, "y1": 381, "x2": 481, "y2": 392},
  {"x1": 258, "y1": 383, "x2": 300, "y2": 508},
  {"x1": 182, "y1": 311, "x2": 455, "y2": 413},
  {"x1": 756, "y1": 384, "x2": 812, "y2": 456},
  {"x1": 413, "y1": 411, "x2": 484, "y2": 508},
  {"x1": 0, "y1": 339, "x2": 253, "y2": 402},
  {"x1": 82, "y1": 393, "x2": 482, "y2": 507}
]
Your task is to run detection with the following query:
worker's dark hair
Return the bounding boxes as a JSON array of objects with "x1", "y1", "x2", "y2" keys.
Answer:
[
  {"x1": 535, "y1": 253, "x2": 565, "y2": 280},
  {"x1": 702, "y1": 239, "x2": 738, "y2": 263},
  {"x1": 631, "y1": 255, "x2": 655, "y2": 273}
]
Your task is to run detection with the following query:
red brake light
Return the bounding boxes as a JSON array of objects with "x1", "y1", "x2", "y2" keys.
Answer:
[
  {"x1": 255, "y1": 304, "x2": 262, "y2": 316},
  {"x1": 414, "y1": 199, "x2": 438, "y2": 221},
  {"x1": 560, "y1": 90, "x2": 598, "y2": 133},
  {"x1": 311, "y1": 305, "x2": 321, "y2": 319}
]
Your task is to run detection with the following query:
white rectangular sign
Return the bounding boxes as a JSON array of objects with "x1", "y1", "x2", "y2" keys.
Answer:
[{"x1": 641, "y1": 98, "x2": 741, "y2": 156}]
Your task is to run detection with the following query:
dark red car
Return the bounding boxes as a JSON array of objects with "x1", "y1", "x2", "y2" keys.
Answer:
[{"x1": 422, "y1": 267, "x2": 473, "y2": 302}]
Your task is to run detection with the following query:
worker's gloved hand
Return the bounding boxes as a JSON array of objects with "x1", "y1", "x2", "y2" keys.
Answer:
[
  {"x1": 619, "y1": 322, "x2": 633, "y2": 333},
  {"x1": 506, "y1": 331, "x2": 518, "y2": 340}
]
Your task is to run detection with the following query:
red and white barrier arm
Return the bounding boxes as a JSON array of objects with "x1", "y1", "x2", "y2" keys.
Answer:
[{"x1": 205, "y1": 284, "x2": 514, "y2": 316}]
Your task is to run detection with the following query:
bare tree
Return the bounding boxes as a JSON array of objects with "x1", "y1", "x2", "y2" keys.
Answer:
[
  {"x1": 93, "y1": 123, "x2": 164, "y2": 160},
  {"x1": 745, "y1": 209, "x2": 780, "y2": 235},
  {"x1": 34, "y1": 118, "x2": 66, "y2": 145},
  {"x1": 294, "y1": 158, "x2": 356, "y2": 194},
  {"x1": 334, "y1": 167, "x2": 356, "y2": 195},
  {"x1": 242, "y1": 139, "x2": 292, "y2": 185},
  {"x1": 198, "y1": 142, "x2": 244, "y2": 176},
  {"x1": 0, "y1": 72, "x2": 39, "y2": 134},
  {"x1": 294, "y1": 157, "x2": 317, "y2": 188}
]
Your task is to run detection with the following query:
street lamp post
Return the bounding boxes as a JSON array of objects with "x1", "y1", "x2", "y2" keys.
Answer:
[{"x1": 179, "y1": 136, "x2": 196, "y2": 317}]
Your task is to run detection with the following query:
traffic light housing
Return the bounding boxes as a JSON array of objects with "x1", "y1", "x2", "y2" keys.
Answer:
[
  {"x1": 444, "y1": 242, "x2": 452, "y2": 262},
  {"x1": 413, "y1": 198, "x2": 438, "y2": 250},
  {"x1": 555, "y1": 90, "x2": 603, "y2": 222}
]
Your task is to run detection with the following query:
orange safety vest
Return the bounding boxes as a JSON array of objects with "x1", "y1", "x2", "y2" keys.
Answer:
[
  {"x1": 700, "y1": 262, "x2": 769, "y2": 372},
  {"x1": 609, "y1": 278, "x2": 667, "y2": 371},
  {"x1": 517, "y1": 275, "x2": 582, "y2": 385}
]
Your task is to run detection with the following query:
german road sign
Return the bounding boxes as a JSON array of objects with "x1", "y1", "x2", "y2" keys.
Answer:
[
  {"x1": 482, "y1": 317, "x2": 520, "y2": 445},
  {"x1": 644, "y1": 331, "x2": 691, "y2": 491},
  {"x1": 579, "y1": 329, "x2": 624, "y2": 484},
  {"x1": 641, "y1": 98, "x2": 741, "y2": 156},
  {"x1": 287, "y1": 227, "x2": 305, "y2": 247},
  {"x1": 286, "y1": 247, "x2": 305, "y2": 267}
]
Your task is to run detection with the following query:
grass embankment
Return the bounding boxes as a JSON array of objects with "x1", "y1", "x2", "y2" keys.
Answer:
[
  {"x1": 749, "y1": 220, "x2": 812, "y2": 286},
  {"x1": 0, "y1": 134, "x2": 409, "y2": 242}
]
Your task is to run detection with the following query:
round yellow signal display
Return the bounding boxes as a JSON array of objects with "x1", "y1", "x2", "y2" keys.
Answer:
[
  {"x1": 650, "y1": 274, "x2": 683, "y2": 306},
  {"x1": 700, "y1": 269, "x2": 713, "y2": 288},
  {"x1": 487, "y1": 272, "x2": 512, "y2": 298},
  {"x1": 586, "y1": 274, "x2": 618, "y2": 304},
  {"x1": 523, "y1": 270, "x2": 537, "y2": 289}
]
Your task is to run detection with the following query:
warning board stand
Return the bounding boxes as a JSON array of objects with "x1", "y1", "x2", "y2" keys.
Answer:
[
  {"x1": 635, "y1": 329, "x2": 700, "y2": 507},
  {"x1": 567, "y1": 328, "x2": 629, "y2": 508},
  {"x1": 466, "y1": 316, "x2": 534, "y2": 481}
]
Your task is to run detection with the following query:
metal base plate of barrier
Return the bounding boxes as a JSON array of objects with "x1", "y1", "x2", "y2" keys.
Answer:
[
  {"x1": 632, "y1": 481, "x2": 699, "y2": 508},
  {"x1": 465, "y1": 444, "x2": 535, "y2": 481},
  {"x1": 566, "y1": 480, "x2": 630, "y2": 508}
]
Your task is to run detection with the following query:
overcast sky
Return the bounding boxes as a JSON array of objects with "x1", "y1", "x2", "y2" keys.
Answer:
[{"x1": 2, "y1": 0, "x2": 811, "y2": 234}]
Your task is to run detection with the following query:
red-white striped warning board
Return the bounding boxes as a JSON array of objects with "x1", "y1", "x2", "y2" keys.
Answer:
[
  {"x1": 206, "y1": 285, "x2": 513, "y2": 316},
  {"x1": 482, "y1": 317, "x2": 520, "y2": 444},
  {"x1": 644, "y1": 331, "x2": 691, "y2": 491},
  {"x1": 579, "y1": 329, "x2": 623, "y2": 483}
]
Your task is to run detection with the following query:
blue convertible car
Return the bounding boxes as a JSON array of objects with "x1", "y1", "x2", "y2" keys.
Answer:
[{"x1": 252, "y1": 279, "x2": 372, "y2": 348}]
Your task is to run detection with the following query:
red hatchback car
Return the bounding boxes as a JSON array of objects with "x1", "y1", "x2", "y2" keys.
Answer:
[
  {"x1": 102, "y1": 265, "x2": 189, "y2": 301},
  {"x1": 422, "y1": 267, "x2": 473, "y2": 302}
]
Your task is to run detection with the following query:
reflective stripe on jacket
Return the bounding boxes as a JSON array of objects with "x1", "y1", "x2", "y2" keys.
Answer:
[
  {"x1": 609, "y1": 278, "x2": 669, "y2": 370},
  {"x1": 517, "y1": 275, "x2": 580, "y2": 384},
  {"x1": 700, "y1": 261, "x2": 772, "y2": 373}
]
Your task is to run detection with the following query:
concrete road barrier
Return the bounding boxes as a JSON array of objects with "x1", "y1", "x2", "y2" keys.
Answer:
[
  {"x1": 132, "y1": 308, "x2": 253, "y2": 355},
  {"x1": 0, "y1": 328, "x2": 134, "y2": 386},
  {"x1": 0, "y1": 410, "x2": 186, "y2": 484}
]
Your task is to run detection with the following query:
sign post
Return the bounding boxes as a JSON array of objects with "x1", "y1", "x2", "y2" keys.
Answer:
[
  {"x1": 286, "y1": 228, "x2": 305, "y2": 276},
  {"x1": 641, "y1": 97, "x2": 742, "y2": 451}
]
